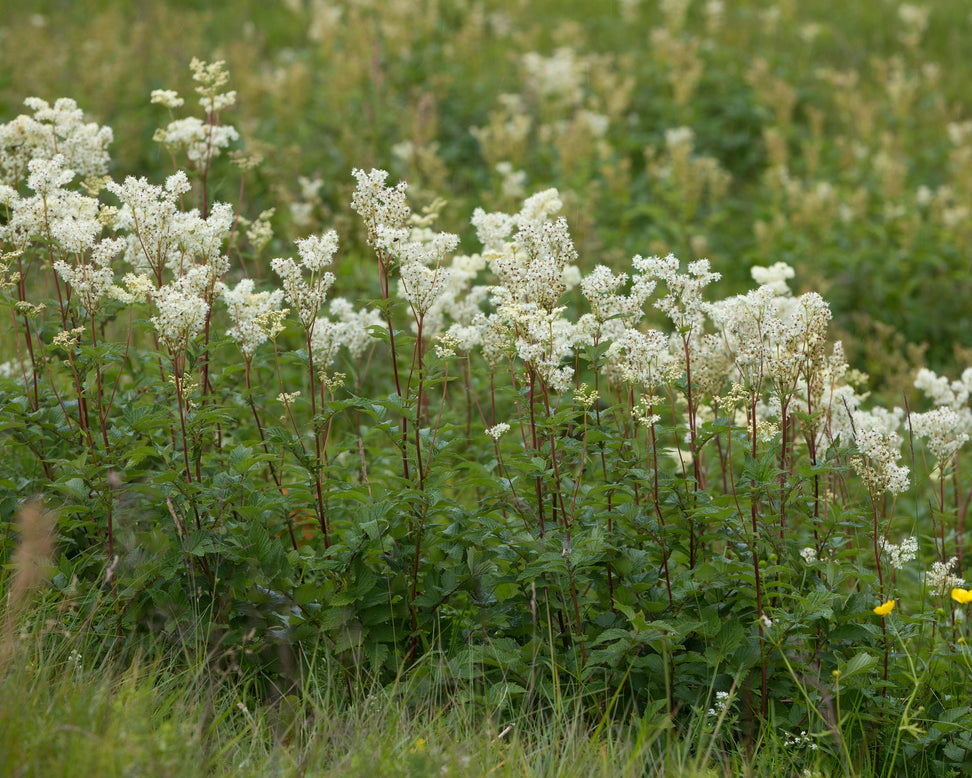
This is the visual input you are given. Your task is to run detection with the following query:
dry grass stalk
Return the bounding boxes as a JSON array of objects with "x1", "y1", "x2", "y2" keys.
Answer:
[{"x1": 0, "y1": 500, "x2": 55, "y2": 673}]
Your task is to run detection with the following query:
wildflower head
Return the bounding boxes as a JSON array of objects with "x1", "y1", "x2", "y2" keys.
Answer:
[
  {"x1": 350, "y1": 168, "x2": 410, "y2": 250},
  {"x1": 951, "y1": 588, "x2": 972, "y2": 604},
  {"x1": 271, "y1": 231, "x2": 338, "y2": 331},
  {"x1": 879, "y1": 536, "x2": 918, "y2": 570},
  {"x1": 221, "y1": 279, "x2": 287, "y2": 362},
  {"x1": 926, "y1": 558, "x2": 964, "y2": 597},
  {"x1": 873, "y1": 599, "x2": 896, "y2": 617},
  {"x1": 486, "y1": 423, "x2": 511, "y2": 441}
]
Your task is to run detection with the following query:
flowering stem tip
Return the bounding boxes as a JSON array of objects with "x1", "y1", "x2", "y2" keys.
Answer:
[
  {"x1": 873, "y1": 599, "x2": 895, "y2": 617},
  {"x1": 951, "y1": 588, "x2": 972, "y2": 604}
]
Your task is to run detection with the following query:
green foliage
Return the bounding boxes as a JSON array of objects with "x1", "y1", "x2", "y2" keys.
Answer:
[{"x1": 5, "y1": 3, "x2": 972, "y2": 775}]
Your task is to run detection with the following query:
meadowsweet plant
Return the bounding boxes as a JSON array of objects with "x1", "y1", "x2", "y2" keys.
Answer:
[{"x1": 6, "y1": 50, "x2": 972, "y2": 777}]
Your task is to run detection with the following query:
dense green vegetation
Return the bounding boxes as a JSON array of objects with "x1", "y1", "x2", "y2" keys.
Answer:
[{"x1": 4, "y1": 1, "x2": 972, "y2": 775}]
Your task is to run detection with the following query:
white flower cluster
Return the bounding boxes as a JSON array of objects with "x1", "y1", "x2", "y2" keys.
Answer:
[
  {"x1": 782, "y1": 731, "x2": 819, "y2": 752},
  {"x1": 485, "y1": 192, "x2": 578, "y2": 311},
  {"x1": 910, "y1": 407, "x2": 970, "y2": 467},
  {"x1": 486, "y1": 423, "x2": 511, "y2": 441},
  {"x1": 911, "y1": 368, "x2": 972, "y2": 469},
  {"x1": 897, "y1": 4, "x2": 930, "y2": 48},
  {"x1": 155, "y1": 120, "x2": 239, "y2": 168},
  {"x1": 434, "y1": 254, "x2": 491, "y2": 340},
  {"x1": 399, "y1": 258, "x2": 455, "y2": 318},
  {"x1": 107, "y1": 172, "x2": 192, "y2": 277},
  {"x1": 152, "y1": 276, "x2": 209, "y2": 353},
  {"x1": 245, "y1": 208, "x2": 275, "y2": 255},
  {"x1": 503, "y1": 304, "x2": 577, "y2": 394},
  {"x1": 111, "y1": 273, "x2": 154, "y2": 305},
  {"x1": 849, "y1": 410, "x2": 910, "y2": 495},
  {"x1": 750, "y1": 261, "x2": 795, "y2": 295},
  {"x1": 1, "y1": 155, "x2": 103, "y2": 255},
  {"x1": 521, "y1": 47, "x2": 587, "y2": 108},
  {"x1": 221, "y1": 279, "x2": 287, "y2": 362},
  {"x1": 350, "y1": 168, "x2": 410, "y2": 250},
  {"x1": 578, "y1": 263, "x2": 655, "y2": 343},
  {"x1": 926, "y1": 557, "x2": 964, "y2": 596},
  {"x1": 310, "y1": 298, "x2": 383, "y2": 368},
  {"x1": 112, "y1": 177, "x2": 234, "y2": 341},
  {"x1": 641, "y1": 255, "x2": 721, "y2": 334},
  {"x1": 173, "y1": 202, "x2": 234, "y2": 303},
  {"x1": 495, "y1": 161, "x2": 526, "y2": 199},
  {"x1": 706, "y1": 265, "x2": 832, "y2": 398},
  {"x1": 879, "y1": 536, "x2": 918, "y2": 570},
  {"x1": 354, "y1": 171, "x2": 484, "y2": 345},
  {"x1": 271, "y1": 231, "x2": 338, "y2": 331},
  {"x1": 380, "y1": 226, "x2": 459, "y2": 319},
  {"x1": 152, "y1": 59, "x2": 239, "y2": 167},
  {"x1": 604, "y1": 328, "x2": 673, "y2": 390},
  {"x1": 706, "y1": 690, "x2": 731, "y2": 718},
  {"x1": 0, "y1": 97, "x2": 112, "y2": 188},
  {"x1": 53, "y1": 237, "x2": 125, "y2": 316},
  {"x1": 189, "y1": 57, "x2": 237, "y2": 112},
  {"x1": 469, "y1": 207, "x2": 846, "y2": 419},
  {"x1": 150, "y1": 90, "x2": 184, "y2": 110},
  {"x1": 469, "y1": 190, "x2": 583, "y2": 393},
  {"x1": 914, "y1": 367, "x2": 972, "y2": 409}
]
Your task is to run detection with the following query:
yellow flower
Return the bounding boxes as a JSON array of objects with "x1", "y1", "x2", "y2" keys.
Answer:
[
  {"x1": 873, "y1": 599, "x2": 895, "y2": 617},
  {"x1": 408, "y1": 737, "x2": 425, "y2": 755},
  {"x1": 951, "y1": 588, "x2": 972, "y2": 604}
]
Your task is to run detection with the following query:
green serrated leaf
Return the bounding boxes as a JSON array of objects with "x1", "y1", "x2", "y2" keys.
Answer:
[{"x1": 841, "y1": 652, "x2": 877, "y2": 679}]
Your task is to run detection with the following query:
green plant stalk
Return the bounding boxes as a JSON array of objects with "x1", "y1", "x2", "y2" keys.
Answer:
[
  {"x1": 589, "y1": 341, "x2": 618, "y2": 608},
  {"x1": 528, "y1": 369, "x2": 546, "y2": 538},
  {"x1": 407, "y1": 316, "x2": 428, "y2": 645},
  {"x1": 648, "y1": 405, "x2": 674, "y2": 609},
  {"x1": 778, "y1": 394, "x2": 790, "y2": 542},
  {"x1": 304, "y1": 331, "x2": 329, "y2": 547},
  {"x1": 540, "y1": 384, "x2": 568, "y2": 531},
  {"x1": 411, "y1": 315, "x2": 426, "y2": 492},
  {"x1": 171, "y1": 354, "x2": 195, "y2": 488},
  {"x1": 271, "y1": 340, "x2": 303, "y2": 441},
  {"x1": 681, "y1": 333, "x2": 705, "y2": 568},
  {"x1": 868, "y1": 496, "x2": 891, "y2": 684},
  {"x1": 14, "y1": 257, "x2": 41, "y2": 411},
  {"x1": 85, "y1": 312, "x2": 118, "y2": 565},
  {"x1": 376, "y1": 241, "x2": 410, "y2": 486},
  {"x1": 243, "y1": 360, "x2": 281, "y2": 490},
  {"x1": 748, "y1": 398, "x2": 768, "y2": 720},
  {"x1": 195, "y1": 310, "x2": 213, "y2": 481}
]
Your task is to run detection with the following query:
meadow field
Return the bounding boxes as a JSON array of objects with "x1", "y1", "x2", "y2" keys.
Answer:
[{"x1": 3, "y1": 1, "x2": 972, "y2": 775}]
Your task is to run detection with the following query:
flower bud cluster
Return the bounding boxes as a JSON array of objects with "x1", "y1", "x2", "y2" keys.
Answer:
[
  {"x1": 220, "y1": 279, "x2": 288, "y2": 362},
  {"x1": 351, "y1": 168, "x2": 410, "y2": 250},
  {"x1": 107, "y1": 172, "x2": 192, "y2": 276},
  {"x1": 926, "y1": 557, "x2": 964, "y2": 596},
  {"x1": 152, "y1": 275, "x2": 209, "y2": 353},
  {"x1": 2, "y1": 156, "x2": 103, "y2": 255},
  {"x1": 850, "y1": 410, "x2": 910, "y2": 495},
  {"x1": 53, "y1": 237, "x2": 126, "y2": 316},
  {"x1": 310, "y1": 298, "x2": 383, "y2": 368},
  {"x1": 0, "y1": 97, "x2": 112, "y2": 189},
  {"x1": 152, "y1": 59, "x2": 239, "y2": 167},
  {"x1": 271, "y1": 231, "x2": 338, "y2": 331},
  {"x1": 879, "y1": 536, "x2": 918, "y2": 570}
]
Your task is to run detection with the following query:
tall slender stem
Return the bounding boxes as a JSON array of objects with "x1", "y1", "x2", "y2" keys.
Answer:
[{"x1": 306, "y1": 334, "x2": 329, "y2": 547}]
